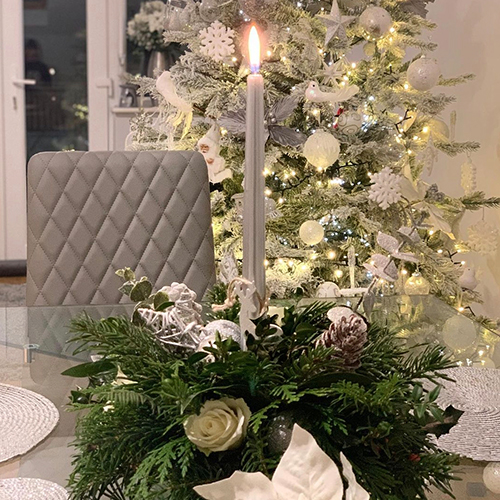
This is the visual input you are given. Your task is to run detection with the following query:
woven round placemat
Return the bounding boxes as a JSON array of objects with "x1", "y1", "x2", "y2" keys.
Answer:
[
  {"x1": 435, "y1": 367, "x2": 500, "y2": 461},
  {"x1": 0, "y1": 478, "x2": 68, "y2": 500},
  {"x1": 0, "y1": 383, "x2": 59, "y2": 463}
]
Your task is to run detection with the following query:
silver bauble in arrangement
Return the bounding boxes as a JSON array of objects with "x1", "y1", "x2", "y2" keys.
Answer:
[
  {"x1": 198, "y1": 0, "x2": 220, "y2": 22},
  {"x1": 359, "y1": 6, "x2": 392, "y2": 38},
  {"x1": 299, "y1": 220, "x2": 325, "y2": 245},
  {"x1": 407, "y1": 57, "x2": 441, "y2": 92},
  {"x1": 203, "y1": 320, "x2": 242, "y2": 344},
  {"x1": 337, "y1": 111, "x2": 362, "y2": 135},
  {"x1": 268, "y1": 413, "x2": 295, "y2": 454},
  {"x1": 316, "y1": 281, "x2": 342, "y2": 298},
  {"x1": 303, "y1": 131, "x2": 340, "y2": 169}
]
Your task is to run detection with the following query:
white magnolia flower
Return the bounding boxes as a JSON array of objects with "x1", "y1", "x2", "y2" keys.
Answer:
[
  {"x1": 194, "y1": 424, "x2": 370, "y2": 500},
  {"x1": 184, "y1": 398, "x2": 251, "y2": 456}
]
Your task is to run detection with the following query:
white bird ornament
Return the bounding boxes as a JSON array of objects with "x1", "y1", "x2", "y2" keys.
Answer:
[
  {"x1": 155, "y1": 71, "x2": 193, "y2": 137},
  {"x1": 305, "y1": 81, "x2": 359, "y2": 106}
]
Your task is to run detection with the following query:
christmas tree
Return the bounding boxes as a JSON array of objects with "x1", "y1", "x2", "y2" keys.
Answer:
[{"x1": 129, "y1": 0, "x2": 499, "y2": 324}]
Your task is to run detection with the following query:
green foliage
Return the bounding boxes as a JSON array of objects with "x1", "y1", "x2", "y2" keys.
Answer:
[{"x1": 67, "y1": 302, "x2": 459, "y2": 500}]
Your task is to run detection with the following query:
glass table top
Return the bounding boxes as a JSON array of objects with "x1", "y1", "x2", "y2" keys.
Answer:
[{"x1": 0, "y1": 300, "x2": 499, "y2": 498}]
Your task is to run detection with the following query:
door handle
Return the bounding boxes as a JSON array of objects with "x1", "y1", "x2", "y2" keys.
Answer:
[{"x1": 12, "y1": 78, "x2": 37, "y2": 87}]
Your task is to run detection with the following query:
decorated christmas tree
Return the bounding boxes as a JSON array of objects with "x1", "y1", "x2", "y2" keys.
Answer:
[{"x1": 129, "y1": 0, "x2": 499, "y2": 322}]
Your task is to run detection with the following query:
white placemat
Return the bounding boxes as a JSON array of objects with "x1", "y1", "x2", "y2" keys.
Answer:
[
  {"x1": 435, "y1": 367, "x2": 500, "y2": 461},
  {"x1": 0, "y1": 478, "x2": 68, "y2": 500},
  {"x1": 0, "y1": 383, "x2": 59, "y2": 463}
]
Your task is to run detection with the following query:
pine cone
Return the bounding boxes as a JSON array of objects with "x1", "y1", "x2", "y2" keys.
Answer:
[{"x1": 316, "y1": 309, "x2": 368, "y2": 369}]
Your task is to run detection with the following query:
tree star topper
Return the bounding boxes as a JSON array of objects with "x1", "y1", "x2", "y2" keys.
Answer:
[{"x1": 319, "y1": 0, "x2": 356, "y2": 45}]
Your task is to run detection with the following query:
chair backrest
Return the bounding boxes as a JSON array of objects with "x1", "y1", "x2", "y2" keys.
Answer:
[{"x1": 26, "y1": 150, "x2": 215, "y2": 306}]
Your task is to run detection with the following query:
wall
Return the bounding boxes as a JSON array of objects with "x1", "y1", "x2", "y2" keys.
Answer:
[{"x1": 426, "y1": 0, "x2": 500, "y2": 319}]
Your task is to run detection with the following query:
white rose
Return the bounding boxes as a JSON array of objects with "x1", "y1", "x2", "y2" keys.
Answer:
[{"x1": 184, "y1": 398, "x2": 251, "y2": 455}]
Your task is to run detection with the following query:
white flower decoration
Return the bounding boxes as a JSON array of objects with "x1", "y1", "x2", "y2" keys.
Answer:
[
  {"x1": 194, "y1": 424, "x2": 370, "y2": 500},
  {"x1": 184, "y1": 398, "x2": 251, "y2": 455}
]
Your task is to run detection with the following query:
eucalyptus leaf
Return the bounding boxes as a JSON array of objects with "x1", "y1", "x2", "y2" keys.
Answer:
[{"x1": 130, "y1": 278, "x2": 153, "y2": 302}]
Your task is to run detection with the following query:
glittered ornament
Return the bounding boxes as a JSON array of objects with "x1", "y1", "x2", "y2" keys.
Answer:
[
  {"x1": 363, "y1": 254, "x2": 398, "y2": 282},
  {"x1": 198, "y1": 0, "x2": 220, "y2": 22},
  {"x1": 484, "y1": 463, "x2": 500, "y2": 494},
  {"x1": 407, "y1": 57, "x2": 441, "y2": 92},
  {"x1": 359, "y1": 6, "x2": 392, "y2": 38},
  {"x1": 303, "y1": 131, "x2": 340, "y2": 169},
  {"x1": 461, "y1": 157, "x2": 477, "y2": 195},
  {"x1": 268, "y1": 413, "x2": 295, "y2": 454},
  {"x1": 404, "y1": 272, "x2": 430, "y2": 295},
  {"x1": 299, "y1": 220, "x2": 325, "y2": 245},
  {"x1": 198, "y1": 320, "x2": 243, "y2": 353},
  {"x1": 368, "y1": 167, "x2": 402, "y2": 210},
  {"x1": 337, "y1": 111, "x2": 362, "y2": 134},
  {"x1": 442, "y1": 315, "x2": 477, "y2": 351},
  {"x1": 468, "y1": 220, "x2": 499, "y2": 256}
]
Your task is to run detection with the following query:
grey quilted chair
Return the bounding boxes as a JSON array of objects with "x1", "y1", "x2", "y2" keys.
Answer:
[{"x1": 26, "y1": 150, "x2": 215, "y2": 306}]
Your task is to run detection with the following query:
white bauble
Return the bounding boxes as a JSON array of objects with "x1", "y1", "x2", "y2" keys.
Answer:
[
  {"x1": 299, "y1": 220, "x2": 325, "y2": 245},
  {"x1": 359, "y1": 6, "x2": 392, "y2": 38},
  {"x1": 404, "y1": 272, "x2": 431, "y2": 295},
  {"x1": 316, "y1": 281, "x2": 341, "y2": 298},
  {"x1": 442, "y1": 315, "x2": 477, "y2": 351},
  {"x1": 483, "y1": 463, "x2": 500, "y2": 494},
  {"x1": 303, "y1": 131, "x2": 340, "y2": 169},
  {"x1": 337, "y1": 111, "x2": 363, "y2": 135},
  {"x1": 198, "y1": 0, "x2": 220, "y2": 22},
  {"x1": 407, "y1": 57, "x2": 441, "y2": 91}
]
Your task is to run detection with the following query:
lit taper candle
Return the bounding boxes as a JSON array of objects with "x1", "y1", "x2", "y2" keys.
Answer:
[{"x1": 242, "y1": 25, "x2": 266, "y2": 299}]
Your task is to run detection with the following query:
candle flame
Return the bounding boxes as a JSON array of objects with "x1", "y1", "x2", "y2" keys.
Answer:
[{"x1": 248, "y1": 25, "x2": 261, "y2": 73}]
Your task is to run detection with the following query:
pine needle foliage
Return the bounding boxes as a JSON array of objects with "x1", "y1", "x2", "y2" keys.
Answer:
[{"x1": 66, "y1": 304, "x2": 459, "y2": 500}]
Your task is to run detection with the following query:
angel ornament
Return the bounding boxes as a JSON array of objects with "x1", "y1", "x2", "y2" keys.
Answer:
[{"x1": 197, "y1": 124, "x2": 233, "y2": 184}]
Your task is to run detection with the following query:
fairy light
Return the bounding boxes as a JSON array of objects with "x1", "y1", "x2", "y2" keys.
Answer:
[
  {"x1": 437, "y1": 249, "x2": 443, "y2": 254},
  {"x1": 351, "y1": 62, "x2": 357, "y2": 68},
  {"x1": 264, "y1": 188, "x2": 272, "y2": 196},
  {"x1": 328, "y1": 250, "x2": 336, "y2": 259},
  {"x1": 461, "y1": 260, "x2": 466, "y2": 266},
  {"x1": 428, "y1": 230, "x2": 435, "y2": 235},
  {"x1": 266, "y1": 50, "x2": 272, "y2": 57},
  {"x1": 334, "y1": 269, "x2": 344, "y2": 278},
  {"x1": 220, "y1": 127, "x2": 228, "y2": 136},
  {"x1": 404, "y1": 83, "x2": 409, "y2": 90},
  {"x1": 264, "y1": 259, "x2": 269, "y2": 267},
  {"x1": 389, "y1": 27, "x2": 395, "y2": 33},
  {"x1": 278, "y1": 197, "x2": 284, "y2": 204},
  {"x1": 458, "y1": 307, "x2": 465, "y2": 312},
  {"x1": 422, "y1": 126, "x2": 430, "y2": 134},
  {"x1": 288, "y1": 260, "x2": 294, "y2": 268}
]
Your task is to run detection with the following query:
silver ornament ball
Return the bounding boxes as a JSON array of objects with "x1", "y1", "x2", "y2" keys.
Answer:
[
  {"x1": 484, "y1": 463, "x2": 500, "y2": 494},
  {"x1": 407, "y1": 57, "x2": 441, "y2": 92},
  {"x1": 303, "y1": 131, "x2": 340, "y2": 169},
  {"x1": 359, "y1": 6, "x2": 392, "y2": 38},
  {"x1": 198, "y1": 0, "x2": 220, "y2": 22},
  {"x1": 268, "y1": 413, "x2": 294, "y2": 454},
  {"x1": 204, "y1": 320, "x2": 242, "y2": 343}
]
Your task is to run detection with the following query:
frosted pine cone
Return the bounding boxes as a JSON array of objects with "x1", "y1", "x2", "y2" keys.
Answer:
[
  {"x1": 316, "y1": 307, "x2": 368, "y2": 369},
  {"x1": 368, "y1": 167, "x2": 402, "y2": 210}
]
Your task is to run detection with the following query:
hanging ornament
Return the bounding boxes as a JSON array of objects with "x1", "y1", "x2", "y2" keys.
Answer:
[
  {"x1": 359, "y1": 6, "x2": 392, "y2": 39},
  {"x1": 339, "y1": 0, "x2": 367, "y2": 11},
  {"x1": 419, "y1": 134, "x2": 439, "y2": 174},
  {"x1": 442, "y1": 315, "x2": 477, "y2": 351},
  {"x1": 303, "y1": 131, "x2": 340, "y2": 169},
  {"x1": 316, "y1": 281, "x2": 342, "y2": 298},
  {"x1": 468, "y1": 220, "x2": 499, "y2": 256},
  {"x1": 377, "y1": 232, "x2": 418, "y2": 262},
  {"x1": 404, "y1": 272, "x2": 430, "y2": 295},
  {"x1": 407, "y1": 57, "x2": 441, "y2": 91},
  {"x1": 336, "y1": 111, "x2": 363, "y2": 134},
  {"x1": 265, "y1": 197, "x2": 282, "y2": 219},
  {"x1": 219, "y1": 251, "x2": 239, "y2": 284},
  {"x1": 458, "y1": 266, "x2": 479, "y2": 291},
  {"x1": 421, "y1": 117, "x2": 450, "y2": 142},
  {"x1": 299, "y1": 220, "x2": 325, "y2": 245},
  {"x1": 368, "y1": 167, "x2": 402, "y2": 210},
  {"x1": 363, "y1": 41, "x2": 376, "y2": 56},
  {"x1": 197, "y1": 124, "x2": 232, "y2": 183},
  {"x1": 461, "y1": 156, "x2": 477, "y2": 195},
  {"x1": 199, "y1": 21, "x2": 235, "y2": 63},
  {"x1": 198, "y1": 0, "x2": 220, "y2": 22}
]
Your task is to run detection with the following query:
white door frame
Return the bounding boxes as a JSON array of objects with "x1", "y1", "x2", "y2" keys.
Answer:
[
  {"x1": 86, "y1": 0, "x2": 126, "y2": 151},
  {"x1": 0, "y1": 0, "x2": 28, "y2": 260}
]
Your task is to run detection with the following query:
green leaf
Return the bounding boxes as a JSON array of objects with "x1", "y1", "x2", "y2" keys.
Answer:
[
  {"x1": 62, "y1": 359, "x2": 117, "y2": 378},
  {"x1": 428, "y1": 385, "x2": 441, "y2": 403},
  {"x1": 153, "y1": 291, "x2": 172, "y2": 311},
  {"x1": 115, "y1": 267, "x2": 135, "y2": 281},
  {"x1": 130, "y1": 278, "x2": 153, "y2": 302}
]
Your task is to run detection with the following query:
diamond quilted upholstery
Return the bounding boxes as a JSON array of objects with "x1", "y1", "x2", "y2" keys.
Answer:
[{"x1": 26, "y1": 151, "x2": 215, "y2": 306}]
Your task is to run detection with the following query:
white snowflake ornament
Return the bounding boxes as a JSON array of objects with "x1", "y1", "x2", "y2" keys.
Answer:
[
  {"x1": 199, "y1": 21, "x2": 235, "y2": 62},
  {"x1": 468, "y1": 220, "x2": 499, "y2": 256},
  {"x1": 368, "y1": 167, "x2": 402, "y2": 210}
]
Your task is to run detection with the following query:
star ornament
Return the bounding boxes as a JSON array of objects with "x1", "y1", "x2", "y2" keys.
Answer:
[
  {"x1": 322, "y1": 60, "x2": 344, "y2": 85},
  {"x1": 319, "y1": 0, "x2": 356, "y2": 45},
  {"x1": 194, "y1": 424, "x2": 370, "y2": 500}
]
